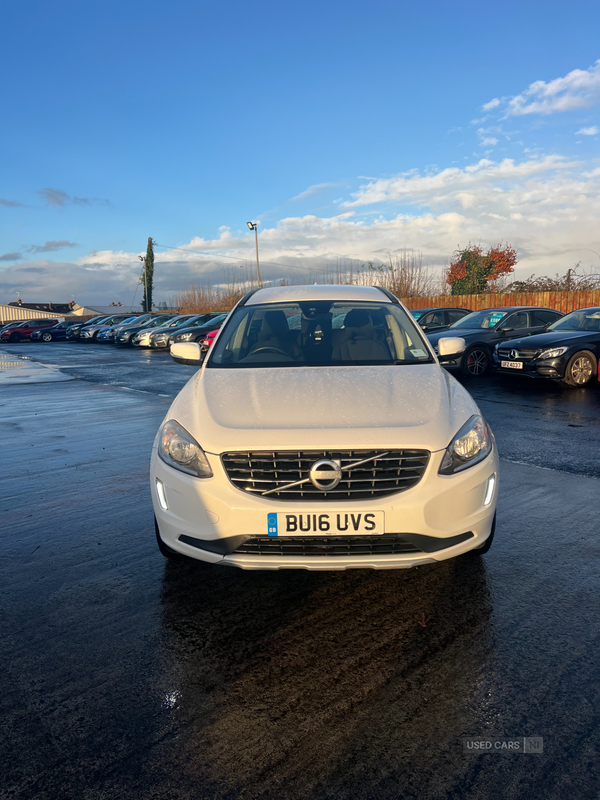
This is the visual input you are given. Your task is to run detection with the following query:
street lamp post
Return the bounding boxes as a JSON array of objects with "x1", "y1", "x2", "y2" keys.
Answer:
[
  {"x1": 138, "y1": 255, "x2": 148, "y2": 312},
  {"x1": 246, "y1": 222, "x2": 261, "y2": 287}
]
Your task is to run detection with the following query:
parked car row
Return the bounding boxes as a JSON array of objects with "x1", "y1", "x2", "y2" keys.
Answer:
[
  {"x1": 0, "y1": 318, "x2": 62, "y2": 342},
  {"x1": 8, "y1": 310, "x2": 231, "y2": 349},
  {"x1": 428, "y1": 305, "x2": 600, "y2": 387},
  {"x1": 3, "y1": 300, "x2": 600, "y2": 388}
]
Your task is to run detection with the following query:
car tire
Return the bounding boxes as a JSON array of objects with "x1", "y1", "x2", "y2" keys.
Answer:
[
  {"x1": 41, "y1": 332, "x2": 53, "y2": 342},
  {"x1": 561, "y1": 350, "x2": 596, "y2": 387},
  {"x1": 461, "y1": 345, "x2": 490, "y2": 378},
  {"x1": 466, "y1": 512, "x2": 496, "y2": 556},
  {"x1": 9, "y1": 333, "x2": 22, "y2": 343}
]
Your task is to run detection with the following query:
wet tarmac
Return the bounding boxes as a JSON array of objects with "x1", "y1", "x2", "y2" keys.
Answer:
[{"x1": 1, "y1": 341, "x2": 599, "y2": 800}]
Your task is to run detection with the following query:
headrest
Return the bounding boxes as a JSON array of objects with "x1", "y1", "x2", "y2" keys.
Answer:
[
  {"x1": 262, "y1": 310, "x2": 289, "y2": 336},
  {"x1": 344, "y1": 309, "x2": 372, "y2": 329}
]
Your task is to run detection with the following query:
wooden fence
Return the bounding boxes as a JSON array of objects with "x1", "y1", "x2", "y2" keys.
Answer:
[{"x1": 401, "y1": 291, "x2": 600, "y2": 315}]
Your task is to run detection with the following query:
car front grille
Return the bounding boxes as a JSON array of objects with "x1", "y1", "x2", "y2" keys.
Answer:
[
  {"x1": 497, "y1": 347, "x2": 540, "y2": 361},
  {"x1": 221, "y1": 449, "x2": 430, "y2": 500},
  {"x1": 232, "y1": 534, "x2": 422, "y2": 556}
]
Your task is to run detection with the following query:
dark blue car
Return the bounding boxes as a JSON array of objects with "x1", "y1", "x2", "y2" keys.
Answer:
[{"x1": 30, "y1": 320, "x2": 73, "y2": 342}]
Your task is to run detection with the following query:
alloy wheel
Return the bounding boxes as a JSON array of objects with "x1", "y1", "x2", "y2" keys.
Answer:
[
  {"x1": 465, "y1": 348, "x2": 488, "y2": 376},
  {"x1": 42, "y1": 332, "x2": 52, "y2": 342},
  {"x1": 570, "y1": 356, "x2": 593, "y2": 385}
]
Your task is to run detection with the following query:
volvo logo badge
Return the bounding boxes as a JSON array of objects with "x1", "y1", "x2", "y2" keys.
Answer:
[
  {"x1": 510, "y1": 349, "x2": 519, "y2": 360},
  {"x1": 309, "y1": 459, "x2": 342, "y2": 491}
]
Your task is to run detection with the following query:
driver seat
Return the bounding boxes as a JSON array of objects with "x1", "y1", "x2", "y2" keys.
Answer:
[{"x1": 251, "y1": 310, "x2": 301, "y2": 359}]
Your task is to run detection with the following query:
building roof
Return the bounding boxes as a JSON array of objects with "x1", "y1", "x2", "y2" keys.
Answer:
[{"x1": 8, "y1": 301, "x2": 76, "y2": 313}]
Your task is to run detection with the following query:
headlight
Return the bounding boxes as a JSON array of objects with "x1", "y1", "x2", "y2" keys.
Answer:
[
  {"x1": 177, "y1": 332, "x2": 193, "y2": 341},
  {"x1": 538, "y1": 346, "x2": 567, "y2": 359},
  {"x1": 439, "y1": 414, "x2": 492, "y2": 475},
  {"x1": 158, "y1": 420, "x2": 213, "y2": 478}
]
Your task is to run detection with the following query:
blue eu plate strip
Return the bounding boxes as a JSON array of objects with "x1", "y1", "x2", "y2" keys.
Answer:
[{"x1": 267, "y1": 513, "x2": 278, "y2": 537}]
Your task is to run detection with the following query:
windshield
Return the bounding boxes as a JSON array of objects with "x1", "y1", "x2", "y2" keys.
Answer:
[
  {"x1": 546, "y1": 308, "x2": 600, "y2": 332},
  {"x1": 144, "y1": 316, "x2": 173, "y2": 328},
  {"x1": 167, "y1": 316, "x2": 193, "y2": 328},
  {"x1": 122, "y1": 315, "x2": 149, "y2": 325},
  {"x1": 449, "y1": 309, "x2": 508, "y2": 330},
  {"x1": 209, "y1": 301, "x2": 433, "y2": 368}
]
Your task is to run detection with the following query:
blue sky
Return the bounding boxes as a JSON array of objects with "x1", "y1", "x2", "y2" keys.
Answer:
[{"x1": 1, "y1": 0, "x2": 600, "y2": 304}]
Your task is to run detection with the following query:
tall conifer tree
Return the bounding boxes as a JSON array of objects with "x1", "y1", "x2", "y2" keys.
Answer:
[{"x1": 142, "y1": 237, "x2": 154, "y2": 312}]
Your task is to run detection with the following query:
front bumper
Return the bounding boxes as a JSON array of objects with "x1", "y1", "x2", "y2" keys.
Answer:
[
  {"x1": 493, "y1": 353, "x2": 567, "y2": 379},
  {"x1": 151, "y1": 445, "x2": 499, "y2": 570},
  {"x1": 150, "y1": 337, "x2": 169, "y2": 348}
]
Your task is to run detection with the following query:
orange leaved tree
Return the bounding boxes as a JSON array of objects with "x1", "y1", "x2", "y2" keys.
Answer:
[{"x1": 446, "y1": 243, "x2": 517, "y2": 295}]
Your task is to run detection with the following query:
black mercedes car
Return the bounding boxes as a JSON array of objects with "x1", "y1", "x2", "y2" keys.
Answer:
[
  {"x1": 493, "y1": 307, "x2": 600, "y2": 386},
  {"x1": 427, "y1": 306, "x2": 563, "y2": 377},
  {"x1": 410, "y1": 306, "x2": 471, "y2": 333}
]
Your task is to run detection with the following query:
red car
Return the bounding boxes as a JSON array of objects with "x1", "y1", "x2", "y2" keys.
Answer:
[
  {"x1": 199, "y1": 329, "x2": 219, "y2": 359},
  {"x1": 0, "y1": 319, "x2": 60, "y2": 342}
]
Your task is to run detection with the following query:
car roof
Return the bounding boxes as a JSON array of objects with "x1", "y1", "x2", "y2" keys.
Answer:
[
  {"x1": 245, "y1": 284, "x2": 392, "y2": 305},
  {"x1": 476, "y1": 306, "x2": 560, "y2": 312},
  {"x1": 413, "y1": 307, "x2": 470, "y2": 313}
]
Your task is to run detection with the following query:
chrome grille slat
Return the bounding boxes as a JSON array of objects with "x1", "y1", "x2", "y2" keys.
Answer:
[
  {"x1": 222, "y1": 449, "x2": 430, "y2": 501},
  {"x1": 498, "y1": 347, "x2": 540, "y2": 361}
]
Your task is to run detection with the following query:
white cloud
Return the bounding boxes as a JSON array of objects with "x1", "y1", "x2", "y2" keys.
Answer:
[
  {"x1": 576, "y1": 126, "x2": 599, "y2": 136},
  {"x1": 484, "y1": 60, "x2": 600, "y2": 117},
  {"x1": 342, "y1": 155, "x2": 578, "y2": 208},
  {"x1": 482, "y1": 98, "x2": 501, "y2": 111},
  {"x1": 291, "y1": 182, "x2": 343, "y2": 202},
  {"x1": 4, "y1": 153, "x2": 600, "y2": 305}
]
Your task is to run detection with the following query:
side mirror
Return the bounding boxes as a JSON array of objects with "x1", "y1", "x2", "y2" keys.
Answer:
[
  {"x1": 170, "y1": 342, "x2": 203, "y2": 366},
  {"x1": 498, "y1": 327, "x2": 514, "y2": 334},
  {"x1": 437, "y1": 336, "x2": 467, "y2": 361}
]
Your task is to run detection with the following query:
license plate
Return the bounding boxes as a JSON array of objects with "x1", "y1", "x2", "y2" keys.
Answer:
[
  {"x1": 501, "y1": 360, "x2": 523, "y2": 369},
  {"x1": 267, "y1": 511, "x2": 384, "y2": 536}
]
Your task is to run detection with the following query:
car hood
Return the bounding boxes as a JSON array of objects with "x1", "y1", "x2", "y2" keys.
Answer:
[
  {"x1": 149, "y1": 325, "x2": 178, "y2": 336},
  {"x1": 166, "y1": 364, "x2": 479, "y2": 453},
  {"x1": 171, "y1": 325, "x2": 213, "y2": 338},
  {"x1": 497, "y1": 330, "x2": 595, "y2": 350}
]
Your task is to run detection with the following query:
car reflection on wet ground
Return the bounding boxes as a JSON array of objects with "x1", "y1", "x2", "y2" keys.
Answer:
[{"x1": 1, "y1": 342, "x2": 599, "y2": 800}]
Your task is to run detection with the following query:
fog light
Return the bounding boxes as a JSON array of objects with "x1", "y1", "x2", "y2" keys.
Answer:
[
  {"x1": 483, "y1": 474, "x2": 496, "y2": 506},
  {"x1": 156, "y1": 478, "x2": 168, "y2": 510}
]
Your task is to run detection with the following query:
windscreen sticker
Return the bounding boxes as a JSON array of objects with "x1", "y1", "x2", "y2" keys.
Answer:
[
  {"x1": 489, "y1": 312, "x2": 506, "y2": 326},
  {"x1": 410, "y1": 348, "x2": 428, "y2": 358}
]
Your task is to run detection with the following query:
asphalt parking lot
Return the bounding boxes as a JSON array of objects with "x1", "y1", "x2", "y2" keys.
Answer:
[{"x1": 1, "y1": 341, "x2": 599, "y2": 800}]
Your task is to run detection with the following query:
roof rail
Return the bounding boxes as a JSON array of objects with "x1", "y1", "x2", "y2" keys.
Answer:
[{"x1": 374, "y1": 286, "x2": 400, "y2": 304}]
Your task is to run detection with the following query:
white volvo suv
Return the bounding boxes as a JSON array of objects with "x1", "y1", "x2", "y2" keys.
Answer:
[{"x1": 151, "y1": 285, "x2": 498, "y2": 570}]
